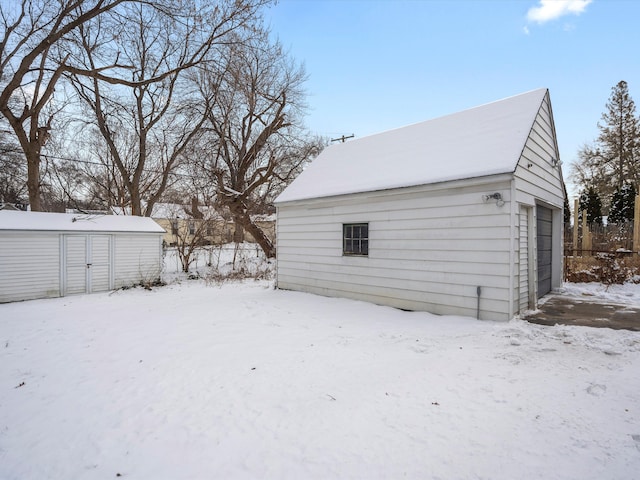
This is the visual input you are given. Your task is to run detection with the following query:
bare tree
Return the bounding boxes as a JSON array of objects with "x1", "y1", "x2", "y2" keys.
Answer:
[
  {"x1": 0, "y1": 126, "x2": 27, "y2": 204},
  {"x1": 0, "y1": 0, "x2": 137, "y2": 210},
  {"x1": 0, "y1": 0, "x2": 268, "y2": 211},
  {"x1": 69, "y1": 0, "x2": 267, "y2": 216},
  {"x1": 198, "y1": 31, "x2": 324, "y2": 257},
  {"x1": 175, "y1": 215, "x2": 226, "y2": 273}
]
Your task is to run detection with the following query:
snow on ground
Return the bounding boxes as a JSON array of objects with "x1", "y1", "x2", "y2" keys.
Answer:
[
  {"x1": 559, "y1": 281, "x2": 640, "y2": 304},
  {"x1": 1, "y1": 252, "x2": 640, "y2": 479}
]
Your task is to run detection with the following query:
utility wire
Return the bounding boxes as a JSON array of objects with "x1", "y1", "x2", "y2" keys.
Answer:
[{"x1": 41, "y1": 152, "x2": 202, "y2": 180}]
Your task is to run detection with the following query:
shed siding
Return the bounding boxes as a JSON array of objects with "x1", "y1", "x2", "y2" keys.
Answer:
[
  {"x1": 277, "y1": 179, "x2": 513, "y2": 320},
  {"x1": 0, "y1": 233, "x2": 60, "y2": 302},
  {"x1": 113, "y1": 234, "x2": 162, "y2": 288}
]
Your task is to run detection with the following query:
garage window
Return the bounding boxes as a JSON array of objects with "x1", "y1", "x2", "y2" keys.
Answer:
[{"x1": 343, "y1": 223, "x2": 368, "y2": 256}]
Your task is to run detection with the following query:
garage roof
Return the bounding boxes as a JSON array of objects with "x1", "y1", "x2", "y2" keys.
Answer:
[{"x1": 276, "y1": 88, "x2": 548, "y2": 203}]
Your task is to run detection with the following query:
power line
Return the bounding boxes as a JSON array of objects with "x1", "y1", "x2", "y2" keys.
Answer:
[
  {"x1": 41, "y1": 152, "x2": 201, "y2": 180},
  {"x1": 330, "y1": 134, "x2": 354, "y2": 143}
]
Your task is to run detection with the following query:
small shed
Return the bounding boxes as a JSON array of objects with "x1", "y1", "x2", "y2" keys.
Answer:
[
  {"x1": 275, "y1": 88, "x2": 565, "y2": 320},
  {"x1": 0, "y1": 211, "x2": 165, "y2": 303}
]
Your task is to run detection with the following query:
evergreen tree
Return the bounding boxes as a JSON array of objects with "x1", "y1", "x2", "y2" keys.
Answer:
[
  {"x1": 572, "y1": 81, "x2": 640, "y2": 207},
  {"x1": 578, "y1": 187, "x2": 603, "y2": 227},
  {"x1": 608, "y1": 183, "x2": 636, "y2": 224},
  {"x1": 599, "y1": 81, "x2": 640, "y2": 188},
  {"x1": 563, "y1": 194, "x2": 571, "y2": 226}
]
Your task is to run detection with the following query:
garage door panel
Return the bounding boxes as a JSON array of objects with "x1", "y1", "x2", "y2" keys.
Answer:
[
  {"x1": 537, "y1": 221, "x2": 552, "y2": 236},
  {"x1": 537, "y1": 236, "x2": 552, "y2": 251}
]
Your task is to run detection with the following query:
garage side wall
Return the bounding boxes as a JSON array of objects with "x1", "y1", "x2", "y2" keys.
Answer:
[
  {"x1": 113, "y1": 234, "x2": 163, "y2": 288},
  {"x1": 513, "y1": 91, "x2": 565, "y2": 304},
  {"x1": 514, "y1": 92, "x2": 564, "y2": 208},
  {"x1": 0, "y1": 232, "x2": 61, "y2": 302},
  {"x1": 277, "y1": 177, "x2": 514, "y2": 320}
]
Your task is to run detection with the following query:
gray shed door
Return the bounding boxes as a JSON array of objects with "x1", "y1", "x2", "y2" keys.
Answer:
[
  {"x1": 536, "y1": 206, "x2": 552, "y2": 298},
  {"x1": 64, "y1": 235, "x2": 111, "y2": 295}
]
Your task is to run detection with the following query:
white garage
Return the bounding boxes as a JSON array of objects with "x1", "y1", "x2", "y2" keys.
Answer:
[
  {"x1": 0, "y1": 211, "x2": 165, "y2": 303},
  {"x1": 275, "y1": 88, "x2": 565, "y2": 320}
]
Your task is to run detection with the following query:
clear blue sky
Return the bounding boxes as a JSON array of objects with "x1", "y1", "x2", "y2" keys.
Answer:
[{"x1": 264, "y1": 0, "x2": 640, "y2": 200}]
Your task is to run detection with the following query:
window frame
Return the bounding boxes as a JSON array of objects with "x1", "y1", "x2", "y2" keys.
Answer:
[{"x1": 343, "y1": 223, "x2": 369, "y2": 256}]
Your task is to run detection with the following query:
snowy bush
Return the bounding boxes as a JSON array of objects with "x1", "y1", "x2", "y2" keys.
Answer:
[{"x1": 162, "y1": 243, "x2": 274, "y2": 285}]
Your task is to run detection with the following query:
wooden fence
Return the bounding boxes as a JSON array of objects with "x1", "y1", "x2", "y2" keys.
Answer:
[
  {"x1": 565, "y1": 194, "x2": 640, "y2": 257},
  {"x1": 564, "y1": 194, "x2": 640, "y2": 283}
]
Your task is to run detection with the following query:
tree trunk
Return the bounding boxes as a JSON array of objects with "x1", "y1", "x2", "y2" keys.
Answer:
[
  {"x1": 130, "y1": 185, "x2": 142, "y2": 216},
  {"x1": 233, "y1": 222, "x2": 244, "y2": 243},
  {"x1": 230, "y1": 206, "x2": 275, "y2": 258},
  {"x1": 26, "y1": 148, "x2": 42, "y2": 211},
  {"x1": 240, "y1": 215, "x2": 275, "y2": 258}
]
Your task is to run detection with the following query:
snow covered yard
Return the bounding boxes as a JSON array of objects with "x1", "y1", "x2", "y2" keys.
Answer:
[{"x1": 1, "y1": 278, "x2": 640, "y2": 479}]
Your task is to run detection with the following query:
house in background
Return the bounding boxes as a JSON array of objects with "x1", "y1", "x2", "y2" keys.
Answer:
[
  {"x1": 275, "y1": 88, "x2": 565, "y2": 321},
  {"x1": 0, "y1": 211, "x2": 165, "y2": 303},
  {"x1": 150, "y1": 202, "x2": 233, "y2": 247},
  {"x1": 151, "y1": 201, "x2": 276, "y2": 247}
]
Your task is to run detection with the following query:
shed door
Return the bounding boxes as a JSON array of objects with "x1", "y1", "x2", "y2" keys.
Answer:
[
  {"x1": 89, "y1": 235, "x2": 111, "y2": 292},
  {"x1": 64, "y1": 235, "x2": 112, "y2": 295},
  {"x1": 65, "y1": 236, "x2": 88, "y2": 295},
  {"x1": 536, "y1": 206, "x2": 553, "y2": 298}
]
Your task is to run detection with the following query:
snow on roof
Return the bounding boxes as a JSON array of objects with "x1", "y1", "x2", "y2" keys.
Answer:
[
  {"x1": 0, "y1": 211, "x2": 166, "y2": 233},
  {"x1": 276, "y1": 88, "x2": 548, "y2": 203}
]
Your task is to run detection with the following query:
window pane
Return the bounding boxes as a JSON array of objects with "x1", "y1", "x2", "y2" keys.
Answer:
[{"x1": 343, "y1": 223, "x2": 368, "y2": 255}]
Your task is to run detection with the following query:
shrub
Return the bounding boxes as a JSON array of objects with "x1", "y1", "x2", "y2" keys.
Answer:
[{"x1": 565, "y1": 255, "x2": 640, "y2": 284}]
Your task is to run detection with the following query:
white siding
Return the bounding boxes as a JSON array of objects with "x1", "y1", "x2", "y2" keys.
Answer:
[
  {"x1": 0, "y1": 233, "x2": 60, "y2": 302},
  {"x1": 113, "y1": 234, "x2": 162, "y2": 288},
  {"x1": 277, "y1": 177, "x2": 514, "y2": 320},
  {"x1": 514, "y1": 93, "x2": 564, "y2": 208},
  {"x1": 518, "y1": 205, "x2": 530, "y2": 312}
]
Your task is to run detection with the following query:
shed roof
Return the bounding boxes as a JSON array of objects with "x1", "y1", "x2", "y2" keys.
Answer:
[
  {"x1": 276, "y1": 88, "x2": 548, "y2": 203},
  {"x1": 0, "y1": 211, "x2": 165, "y2": 233}
]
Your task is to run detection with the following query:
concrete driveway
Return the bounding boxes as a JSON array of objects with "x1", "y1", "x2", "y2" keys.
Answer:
[{"x1": 523, "y1": 294, "x2": 640, "y2": 331}]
